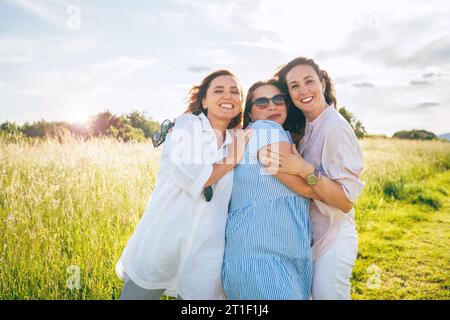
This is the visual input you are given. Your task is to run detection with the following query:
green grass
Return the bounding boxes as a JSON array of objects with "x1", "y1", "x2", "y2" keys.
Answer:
[
  {"x1": 351, "y1": 138, "x2": 450, "y2": 299},
  {"x1": 0, "y1": 139, "x2": 161, "y2": 299},
  {"x1": 0, "y1": 137, "x2": 449, "y2": 299}
]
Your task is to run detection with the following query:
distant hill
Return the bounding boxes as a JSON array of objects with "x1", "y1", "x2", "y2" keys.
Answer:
[{"x1": 438, "y1": 133, "x2": 450, "y2": 141}]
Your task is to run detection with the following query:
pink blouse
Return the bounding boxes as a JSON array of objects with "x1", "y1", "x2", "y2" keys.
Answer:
[{"x1": 299, "y1": 105, "x2": 365, "y2": 260}]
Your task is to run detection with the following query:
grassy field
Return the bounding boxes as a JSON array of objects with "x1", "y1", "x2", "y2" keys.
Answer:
[{"x1": 0, "y1": 137, "x2": 449, "y2": 300}]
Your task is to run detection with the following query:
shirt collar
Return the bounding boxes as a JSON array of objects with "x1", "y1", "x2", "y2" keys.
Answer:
[
  {"x1": 198, "y1": 112, "x2": 213, "y2": 132},
  {"x1": 223, "y1": 129, "x2": 232, "y2": 146}
]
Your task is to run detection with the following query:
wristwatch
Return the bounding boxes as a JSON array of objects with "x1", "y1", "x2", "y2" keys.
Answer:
[{"x1": 306, "y1": 168, "x2": 321, "y2": 186}]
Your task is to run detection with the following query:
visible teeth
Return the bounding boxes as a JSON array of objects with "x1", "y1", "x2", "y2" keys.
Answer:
[
  {"x1": 301, "y1": 97, "x2": 313, "y2": 103},
  {"x1": 220, "y1": 103, "x2": 233, "y2": 109}
]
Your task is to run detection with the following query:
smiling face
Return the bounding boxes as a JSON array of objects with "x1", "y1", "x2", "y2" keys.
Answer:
[
  {"x1": 202, "y1": 75, "x2": 242, "y2": 123},
  {"x1": 249, "y1": 85, "x2": 287, "y2": 126},
  {"x1": 286, "y1": 64, "x2": 327, "y2": 121}
]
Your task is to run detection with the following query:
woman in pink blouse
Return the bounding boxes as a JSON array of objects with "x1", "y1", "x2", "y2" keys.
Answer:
[{"x1": 262, "y1": 57, "x2": 365, "y2": 299}]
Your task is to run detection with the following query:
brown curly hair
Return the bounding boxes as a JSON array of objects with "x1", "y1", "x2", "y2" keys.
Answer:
[{"x1": 184, "y1": 69, "x2": 243, "y2": 129}]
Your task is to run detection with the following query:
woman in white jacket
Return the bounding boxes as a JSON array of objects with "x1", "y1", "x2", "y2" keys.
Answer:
[{"x1": 116, "y1": 70, "x2": 251, "y2": 300}]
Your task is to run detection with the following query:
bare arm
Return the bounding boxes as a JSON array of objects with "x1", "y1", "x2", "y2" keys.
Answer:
[
  {"x1": 204, "y1": 128, "x2": 252, "y2": 188},
  {"x1": 262, "y1": 144, "x2": 353, "y2": 213},
  {"x1": 204, "y1": 162, "x2": 235, "y2": 188},
  {"x1": 258, "y1": 142, "x2": 323, "y2": 201},
  {"x1": 309, "y1": 174, "x2": 353, "y2": 213}
]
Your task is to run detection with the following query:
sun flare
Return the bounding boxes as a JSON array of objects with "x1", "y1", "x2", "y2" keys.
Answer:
[{"x1": 64, "y1": 110, "x2": 92, "y2": 125}]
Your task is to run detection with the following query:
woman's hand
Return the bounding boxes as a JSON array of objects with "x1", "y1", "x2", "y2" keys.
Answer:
[
  {"x1": 205, "y1": 128, "x2": 252, "y2": 189},
  {"x1": 260, "y1": 144, "x2": 314, "y2": 178},
  {"x1": 228, "y1": 128, "x2": 252, "y2": 165}
]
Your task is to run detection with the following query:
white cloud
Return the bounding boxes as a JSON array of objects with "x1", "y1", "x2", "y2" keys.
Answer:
[
  {"x1": 0, "y1": 55, "x2": 157, "y2": 123},
  {"x1": 161, "y1": 12, "x2": 188, "y2": 31},
  {"x1": 0, "y1": 35, "x2": 36, "y2": 63},
  {"x1": 0, "y1": 34, "x2": 97, "y2": 64},
  {"x1": 1, "y1": 0, "x2": 449, "y2": 134},
  {"x1": 3, "y1": 0, "x2": 66, "y2": 26},
  {"x1": 337, "y1": 72, "x2": 450, "y2": 135},
  {"x1": 180, "y1": 46, "x2": 243, "y2": 68},
  {"x1": 234, "y1": 0, "x2": 450, "y2": 135},
  {"x1": 88, "y1": 57, "x2": 156, "y2": 83}
]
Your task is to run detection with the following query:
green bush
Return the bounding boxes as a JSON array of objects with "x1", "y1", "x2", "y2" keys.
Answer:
[
  {"x1": 383, "y1": 180, "x2": 406, "y2": 200},
  {"x1": 393, "y1": 130, "x2": 437, "y2": 140}
]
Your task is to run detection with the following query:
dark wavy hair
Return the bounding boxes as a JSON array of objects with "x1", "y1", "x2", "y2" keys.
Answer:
[
  {"x1": 274, "y1": 57, "x2": 337, "y2": 108},
  {"x1": 184, "y1": 69, "x2": 243, "y2": 129},
  {"x1": 243, "y1": 78, "x2": 305, "y2": 146}
]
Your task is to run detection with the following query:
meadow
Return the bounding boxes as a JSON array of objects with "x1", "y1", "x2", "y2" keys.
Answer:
[{"x1": 0, "y1": 137, "x2": 449, "y2": 299}]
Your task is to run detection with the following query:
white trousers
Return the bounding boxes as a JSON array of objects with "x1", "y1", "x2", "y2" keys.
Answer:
[{"x1": 312, "y1": 217, "x2": 358, "y2": 300}]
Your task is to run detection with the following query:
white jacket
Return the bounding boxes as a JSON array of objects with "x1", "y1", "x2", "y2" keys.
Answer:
[{"x1": 116, "y1": 112, "x2": 233, "y2": 299}]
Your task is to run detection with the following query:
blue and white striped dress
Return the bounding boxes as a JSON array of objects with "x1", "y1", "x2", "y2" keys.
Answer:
[{"x1": 221, "y1": 120, "x2": 313, "y2": 300}]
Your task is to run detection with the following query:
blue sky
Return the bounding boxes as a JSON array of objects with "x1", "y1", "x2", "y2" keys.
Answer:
[{"x1": 0, "y1": 0, "x2": 449, "y2": 135}]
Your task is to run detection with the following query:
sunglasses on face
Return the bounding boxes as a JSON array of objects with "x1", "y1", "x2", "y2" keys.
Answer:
[
  {"x1": 251, "y1": 93, "x2": 287, "y2": 109},
  {"x1": 152, "y1": 119, "x2": 175, "y2": 148}
]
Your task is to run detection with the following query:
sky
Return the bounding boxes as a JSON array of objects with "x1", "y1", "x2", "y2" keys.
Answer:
[{"x1": 0, "y1": 0, "x2": 449, "y2": 136}]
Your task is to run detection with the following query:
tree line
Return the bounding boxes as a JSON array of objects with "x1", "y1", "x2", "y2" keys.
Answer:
[
  {"x1": 0, "y1": 110, "x2": 161, "y2": 143},
  {"x1": 338, "y1": 107, "x2": 441, "y2": 141},
  {"x1": 0, "y1": 108, "x2": 441, "y2": 143}
]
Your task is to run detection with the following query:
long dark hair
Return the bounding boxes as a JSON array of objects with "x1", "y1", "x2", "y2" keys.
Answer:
[
  {"x1": 243, "y1": 78, "x2": 305, "y2": 146},
  {"x1": 184, "y1": 69, "x2": 243, "y2": 129},
  {"x1": 274, "y1": 57, "x2": 337, "y2": 108}
]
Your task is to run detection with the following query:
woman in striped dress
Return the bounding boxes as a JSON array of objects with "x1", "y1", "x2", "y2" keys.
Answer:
[{"x1": 221, "y1": 79, "x2": 321, "y2": 299}]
